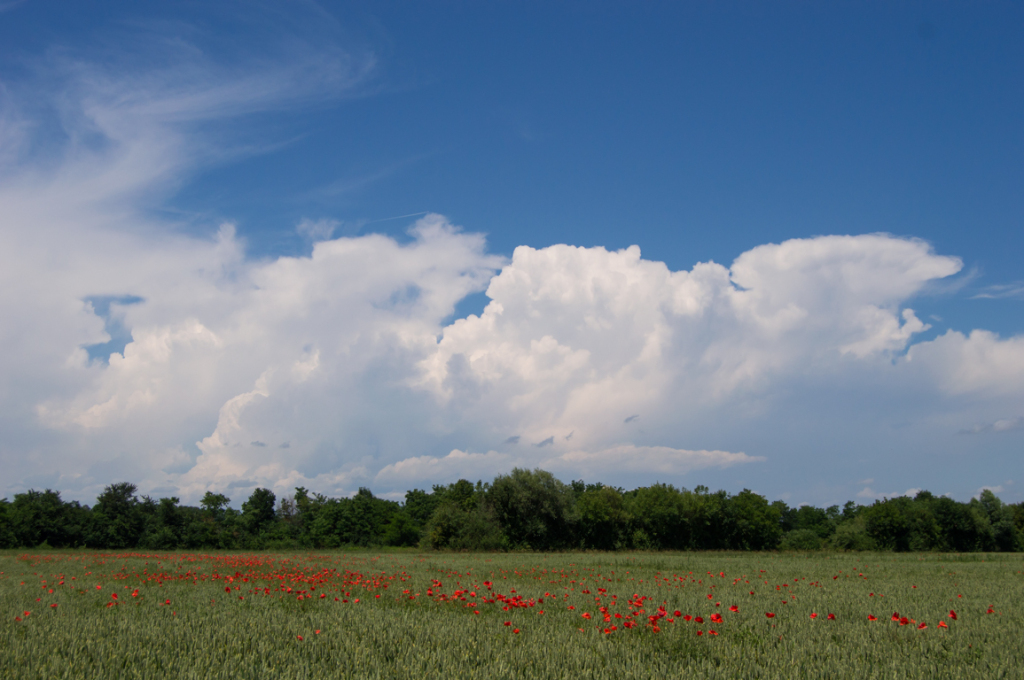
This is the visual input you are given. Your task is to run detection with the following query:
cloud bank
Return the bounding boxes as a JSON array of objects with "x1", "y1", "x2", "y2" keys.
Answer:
[{"x1": 2, "y1": 30, "x2": 1023, "y2": 506}]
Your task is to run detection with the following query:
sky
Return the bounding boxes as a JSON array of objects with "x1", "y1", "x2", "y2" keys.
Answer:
[{"x1": 0, "y1": 0, "x2": 1022, "y2": 508}]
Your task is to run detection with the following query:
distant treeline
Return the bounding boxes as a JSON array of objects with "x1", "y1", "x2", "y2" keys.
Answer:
[{"x1": 2, "y1": 469, "x2": 1022, "y2": 552}]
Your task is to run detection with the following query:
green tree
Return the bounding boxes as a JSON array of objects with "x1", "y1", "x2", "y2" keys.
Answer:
[
  {"x1": 8, "y1": 489, "x2": 77, "y2": 548},
  {"x1": 624, "y1": 484, "x2": 687, "y2": 550},
  {"x1": 725, "y1": 489, "x2": 782, "y2": 550},
  {"x1": 488, "y1": 469, "x2": 575, "y2": 550},
  {"x1": 0, "y1": 498, "x2": 14, "y2": 548},
  {"x1": 576, "y1": 485, "x2": 628, "y2": 550},
  {"x1": 242, "y1": 488, "x2": 277, "y2": 536},
  {"x1": 90, "y1": 482, "x2": 147, "y2": 549}
]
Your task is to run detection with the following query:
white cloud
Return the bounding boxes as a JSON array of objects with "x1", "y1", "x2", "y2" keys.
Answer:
[
  {"x1": 544, "y1": 445, "x2": 762, "y2": 478},
  {"x1": 296, "y1": 218, "x2": 340, "y2": 242},
  {"x1": 856, "y1": 487, "x2": 921, "y2": 501},
  {"x1": 3, "y1": 29, "x2": 1024, "y2": 506},
  {"x1": 375, "y1": 450, "x2": 513, "y2": 488},
  {"x1": 960, "y1": 416, "x2": 1024, "y2": 435}
]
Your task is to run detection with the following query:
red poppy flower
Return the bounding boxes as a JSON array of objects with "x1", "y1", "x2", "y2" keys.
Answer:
[
  {"x1": 938, "y1": 621, "x2": 948, "y2": 628},
  {"x1": 891, "y1": 612, "x2": 900, "y2": 621},
  {"x1": 765, "y1": 612, "x2": 775, "y2": 618},
  {"x1": 683, "y1": 615, "x2": 692, "y2": 622},
  {"x1": 513, "y1": 628, "x2": 520, "y2": 634},
  {"x1": 582, "y1": 612, "x2": 591, "y2": 619},
  {"x1": 110, "y1": 593, "x2": 117, "y2": 600},
  {"x1": 827, "y1": 614, "x2": 835, "y2": 621},
  {"x1": 296, "y1": 635, "x2": 303, "y2": 641},
  {"x1": 917, "y1": 623, "x2": 927, "y2": 630},
  {"x1": 809, "y1": 613, "x2": 817, "y2": 619},
  {"x1": 729, "y1": 605, "x2": 738, "y2": 613},
  {"x1": 50, "y1": 604, "x2": 58, "y2": 609},
  {"x1": 695, "y1": 616, "x2": 704, "y2": 623},
  {"x1": 709, "y1": 629, "x2": 718, "y2": 635},
  {"x1": 867, "y1": 615, "x2": 877, "y2": 621},
  {"x1": 986, "y1": 608, "x2": 995, "y2": 614},
  {"x1": 674, "y1": 610, "x2": 681, "y2": 616},
  {"x1": 696, "y1": 630, "x2": 703, "y2": 636},
  {"x1": 710, "y1": 613, "x2": 723, "y2": 624},
  {"x1": 503, "y1": 621, "x2": 511, "y2": 626},
  {"x1": 949, "y1": 610, "x2": 957, "y2": 620}
]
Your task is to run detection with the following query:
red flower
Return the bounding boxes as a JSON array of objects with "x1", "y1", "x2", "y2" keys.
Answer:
[
  {"x1": 938, "y1": 621, "x2": 948, "y2": 628},
  {"x1": 110, "y1": 593, "x2": 117, "y2": 600},
  {"x1": 513, "y1": 628, "x2": 519, "y2": 634},
  {"x1": 986, "y1": 608, "x2": 995, "y2": 614},
  {"x1": 504, "y1": 621, "x2": 511, "y2": 626},
  {"x1": 917, "y1": 623, "x2": 927, "y2": 630},
  {"x1": 695, "y1": 616, "x2": 704, "y2": 623},
  {"x1": 827, "y1": 613, "x2": 835, "y2": 621},
  {"x1": 683, "y1": 615, "x2": 692, "y2": 621},
  {"x1": 867, "y1": 615, "x2": 877, "y2": 621},
  {"x1": 949, "y1": 610, "x2": 957, "y2": 620},
  {"x1": 582, "y1": 612, "x2": 591, "y2": 619},
  {"x1": 315, "y1": 630, "x2": 320, "y2": 634},
  {"x1": 765, "y1": 612, "x2": 775, "y2": 618},
  {"x1": 809, "y1": 613, "x2": 817, "y2": 619},
  {"x1": 710, "y1": 613, "x2": 723, "y2": 624},
  {"x1": 891, "y1": 612, "x2": 900, "y2": 621},
  {"x1": 50, "y1": 604, "x2": 58, "y2": 609},
  {"x1": 696, "y1": 630, "x2": 703, "y2": 636},
  {"x1": 297, "y1": 635, "x2": 303, "y2": 641},
  {"x1": 709, "y1": 629, "x2": 718, "y2": 635},
  {"x1": 674, "y1": 610, "x2": 681, "y2": 616},
  {"x1": 729, "y1": 605, "x2": 738, "y2": 613}
]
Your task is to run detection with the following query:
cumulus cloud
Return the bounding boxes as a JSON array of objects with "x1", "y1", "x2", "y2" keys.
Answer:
[{"x1": 3, "y1": 23, "x2": 1024, "y2": 506}]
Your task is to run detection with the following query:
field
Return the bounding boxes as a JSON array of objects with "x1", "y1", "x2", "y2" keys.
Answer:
[{"x1": 1, "y1": 550, "x2": 1021, "y2": 679}]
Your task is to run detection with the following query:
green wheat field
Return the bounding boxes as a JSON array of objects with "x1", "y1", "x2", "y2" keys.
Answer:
[{"x1": 2, "y1": 550, "x2": 1021, "y2": 679}]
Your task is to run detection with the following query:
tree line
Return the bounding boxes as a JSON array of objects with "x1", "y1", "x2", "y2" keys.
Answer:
[{"x1": 2, "y1": 469, "x2": 1022, "y2": 552}]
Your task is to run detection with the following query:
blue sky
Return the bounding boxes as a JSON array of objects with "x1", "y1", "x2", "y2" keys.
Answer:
[{"x1": 0, "y1": 1, "x2": 1021, "y2": 506}]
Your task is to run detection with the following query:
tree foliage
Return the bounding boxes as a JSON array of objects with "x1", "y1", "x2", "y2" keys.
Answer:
[{"x1": 0, "y1": 472, "x2": 1020, "y2": 552}]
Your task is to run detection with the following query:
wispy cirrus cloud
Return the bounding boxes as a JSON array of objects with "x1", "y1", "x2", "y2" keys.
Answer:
[{"x1": 971, "y1": 282, "x2": 1024, "y2": 300}]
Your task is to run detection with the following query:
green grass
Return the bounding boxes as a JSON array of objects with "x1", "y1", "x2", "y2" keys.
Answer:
[{"x1": 1, "y1": 550, "x2": 1022, "y2": 679}]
